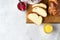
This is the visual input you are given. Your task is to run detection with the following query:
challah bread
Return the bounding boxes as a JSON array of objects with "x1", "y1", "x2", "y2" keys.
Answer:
[
  {"x1": 32, "y1": 7, "x2": 47, "y2": 17},
  {"x1": 32, "y1": 3, "x2": 47, "y2": 9},
  {"x1": 28, "y1": 13, "x2": 43, "y2": 25}
]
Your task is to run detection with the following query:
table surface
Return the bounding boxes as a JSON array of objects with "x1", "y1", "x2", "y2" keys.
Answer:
[{"x1": 0, "y1": 0, "x2": 60, "y2": 40}]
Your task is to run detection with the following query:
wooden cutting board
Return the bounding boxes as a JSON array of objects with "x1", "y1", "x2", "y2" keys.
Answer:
[{"x1": 26, "y1": 0, "x2": 60, "y2": 23}]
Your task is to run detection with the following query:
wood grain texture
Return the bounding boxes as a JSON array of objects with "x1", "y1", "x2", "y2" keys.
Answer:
[{"x1": 26, "y1": 0, "x2": 60, "y2": 23}]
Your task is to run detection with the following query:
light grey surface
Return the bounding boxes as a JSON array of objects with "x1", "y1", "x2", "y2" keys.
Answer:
[{"x1": 0, "y1": 0, "x2": 60, "y2": 40}]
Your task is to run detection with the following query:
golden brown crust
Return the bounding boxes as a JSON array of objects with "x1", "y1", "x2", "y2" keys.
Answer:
[
  {"x1": 48, "y1": 0, "x2": 58, "y2": 16},
  {"x1": 48, "y1": 0, "x2": 58, "y2": 5}
]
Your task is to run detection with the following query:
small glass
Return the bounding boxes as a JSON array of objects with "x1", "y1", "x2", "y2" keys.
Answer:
[{"x1": 27, "y1": 0, "x2": 42, "y2": 4}]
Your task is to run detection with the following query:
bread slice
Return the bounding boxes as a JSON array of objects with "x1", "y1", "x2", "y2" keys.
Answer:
[
  {"x1": 32, "y1": 7, "x2": 47, "y2": 17},
  {"x1": 32, "y1": 3, "x2": 47, "y2": 9},
  {"x1": 28, "y1": 13, "x2": 42, "y2": 25}
]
